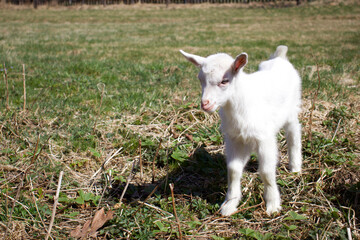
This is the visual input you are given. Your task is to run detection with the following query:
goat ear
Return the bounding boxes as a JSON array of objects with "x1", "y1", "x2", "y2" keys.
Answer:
[
  {"x1": 179, "y1": 50, "x2": 205, "y2": 67},
  {"x1": 233, "y1": 53, "x2": 248, "y2": 73}
]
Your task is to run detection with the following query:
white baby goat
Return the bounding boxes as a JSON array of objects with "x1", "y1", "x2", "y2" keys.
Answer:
[{"x1": 180, "y1": 46, "x2": 302, "y2": 216}]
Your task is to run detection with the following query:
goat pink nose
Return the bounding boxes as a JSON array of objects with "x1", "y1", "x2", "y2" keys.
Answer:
[{"x1": 202, "y1": 100, "x2": 210, "y2": 106}]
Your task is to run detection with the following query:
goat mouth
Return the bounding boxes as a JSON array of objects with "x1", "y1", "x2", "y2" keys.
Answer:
[{"x1": 202, "y1": 103, "x2": 216, "y2": 112}]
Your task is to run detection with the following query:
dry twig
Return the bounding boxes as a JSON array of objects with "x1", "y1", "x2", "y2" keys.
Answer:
[
  {"x1": 331, "y1": 118, "x2": 342, "y2": 142},
  {"x1": 137, "y1": 201, "x2": 174, "y2": 218},
  {"x1": 89, "y1": 147, "x2": 123, "y2": 182},
  {"x1": 45, "y1": 170, "x2": 64, "y2": 240},
  {"x1": 116, "y1": 161, "x2": 136, "y2": 208},
  {"x1": 135, "y1": 184, "x2": 160, "y2": 215},
  {"x1": 169, "y1": 183, "x2": 182, "y2": 240}
]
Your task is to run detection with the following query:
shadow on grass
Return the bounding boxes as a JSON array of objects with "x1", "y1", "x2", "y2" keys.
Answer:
[
  {"x1": 106, "y1": 144, "x2": 263, "y2": 210},
  {"x1": 106, "y1": 146, "x2": 229, "y2": 207}
]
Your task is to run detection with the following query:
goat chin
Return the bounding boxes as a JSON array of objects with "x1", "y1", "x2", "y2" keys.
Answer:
[{"x1": 180, "y1": 45, "x2": 302, "y2": 216}]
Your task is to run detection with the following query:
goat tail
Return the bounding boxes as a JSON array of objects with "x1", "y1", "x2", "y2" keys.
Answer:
[{"x1": 270, "y1": 45, "x2": 288, "y2": 60}]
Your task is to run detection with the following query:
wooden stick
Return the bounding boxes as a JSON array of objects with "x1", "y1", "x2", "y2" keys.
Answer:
[
  {"x1": 152, "y1": 139, "x2": 162, "y2": 183},
  {"x1": 169, "y1": 183, "x2": 182, "y2": 240},
  {"x1": 118, "y1": 161, "x2": 136, "y2": 206},
  {"x1": 45, "y1": 171, "x2": 63, "y2": 240},
  {"x1": 22, "y1": 64, "x2": 26, "y2": 112}
]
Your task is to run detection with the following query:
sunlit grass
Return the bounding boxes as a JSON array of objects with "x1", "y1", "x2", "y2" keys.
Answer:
[{"x1": 0, "y1": 2, "x2": 359, "y2": 239}]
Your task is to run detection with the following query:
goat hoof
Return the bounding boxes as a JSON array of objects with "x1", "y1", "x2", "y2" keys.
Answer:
[
  {"x1": 290, "y1": 167, "x2": 302, "y2": 173},
  {"x1": 290, "y1": 159, "x2": 302, "y2": 173},
  {"x1": 266, "y1": 205, "x2": 282, "y2": 215},
  {"x1": 220, "y1": 199, "x2": 239, "y2": 216}
]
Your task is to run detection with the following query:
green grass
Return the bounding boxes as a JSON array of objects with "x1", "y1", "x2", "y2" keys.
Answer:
[{"x1": 1, "y1": 2, "x2": 359, "y2": 239}]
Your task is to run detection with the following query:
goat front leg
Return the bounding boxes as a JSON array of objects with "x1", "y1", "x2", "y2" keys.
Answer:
[
  {"x1": 258, "y1": 138, "x2": 282, "y2": 215},
  {"x1": 220, "y1": 139, "x2": 251, "y2": 216}
]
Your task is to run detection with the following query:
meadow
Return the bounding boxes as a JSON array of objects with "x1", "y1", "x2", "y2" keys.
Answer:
[{"x1": 0, "y1": 1, "x2": 359, "y2": 239}]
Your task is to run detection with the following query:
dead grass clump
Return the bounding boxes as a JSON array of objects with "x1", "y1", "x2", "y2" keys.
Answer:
[{"x1": 0, "y1": 221, "x2": 29, "y2": 240}]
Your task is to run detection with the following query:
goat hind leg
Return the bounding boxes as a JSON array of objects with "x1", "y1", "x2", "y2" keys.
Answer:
[
  {"x1": 284, "y1": 119, "x2": 302, "y2": 173},
  {"x1": 258, "y1": 138, "x2": 282, "y2": 215}
]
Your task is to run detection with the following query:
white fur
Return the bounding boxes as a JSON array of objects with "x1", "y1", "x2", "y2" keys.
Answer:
[{"x1": 180, "y1": 46, "x2": 302, "y2": 216}]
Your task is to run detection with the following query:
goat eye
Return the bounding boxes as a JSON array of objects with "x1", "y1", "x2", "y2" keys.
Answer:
[{"x1": 220, "y1": 79, "x2": 229, "y2": 85}]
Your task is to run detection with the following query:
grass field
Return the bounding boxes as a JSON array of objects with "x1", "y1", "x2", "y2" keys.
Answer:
[{"x1": 0, "y1": 1, "x2": 359, "y2": 239}]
